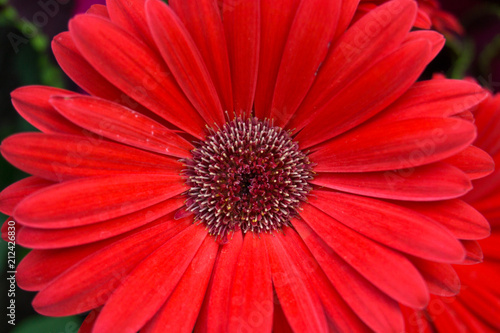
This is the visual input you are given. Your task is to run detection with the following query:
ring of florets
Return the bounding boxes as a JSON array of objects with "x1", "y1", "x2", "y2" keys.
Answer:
[{"x1": 182, "y1": 117, "x2": 314, "y2": 242}]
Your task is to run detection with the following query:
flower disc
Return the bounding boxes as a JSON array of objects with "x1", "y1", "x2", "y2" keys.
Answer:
[{"x1": 183, "y1": 118, "x2": 314, "y2": 240}]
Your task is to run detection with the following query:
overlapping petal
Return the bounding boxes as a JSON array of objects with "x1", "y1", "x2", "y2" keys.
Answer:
[
  {"x1": 227, "y1": 233, "x2": 273, "y2": 333},
  {"x1": 142, "y1": 236, "x2": 218, "y2": 333},
  {"x1": 265, "y1": 231, "x2": 328, "y2": 332},
  {"x1": 146, "y1": 0, "x2": 224, "y2": 126},
  {"x1": 50, "y1": 95, "x2": 193, "y2": 158},
  {"x1": 93, "y1": 224, "x2": 208, "y2": 333},
  {"x1": 11, "y1": 86, "x2": 82, "y2": 135},
  {"x1": 14, "y1": 174, "x2": 187, "y2": 228},
  {"x1": 254, "y1": 0, "x2": 300, "y2": 119},
  {"x1": 1, "y1": 133, "x2": 182, "y2": 182},
  {"x1": 269, "y1": 0, "x2": 340, "y2": 126},
  {"x1": 16, "y1": 197, "x2": 185, "y2": 248},
  {"x1": 169, "y1": 0, "x2": 233, "y2": 112},
  {"x1": 312, "y1": 163, "x2": 472, "y2": 201},
  {"x1": 311, "y1": 117, "x2": 476, "y2": 172},
  {"x1": 222, "y1": 0, "x2": 260, "y2": 115},
  {"x1": 289, "y1": 0, "x2": 418, "y2": 131},
  {"x1": 69, "y1": 14, "x2": 207, "y2": 137},
  {"x1": 32, "y1": 216, "x2": 192, "y2": 315},
  {"x1": 298, "y1": 204, "x2": 430, "y2": 308}
]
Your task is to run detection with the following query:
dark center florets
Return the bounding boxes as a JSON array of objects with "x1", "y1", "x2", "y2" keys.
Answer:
[{"x1": 182, "y1": 118, "x2": 314, "y2": 242}]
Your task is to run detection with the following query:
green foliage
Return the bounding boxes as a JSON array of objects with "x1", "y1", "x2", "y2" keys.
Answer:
[{"x1": 11, "y1": 315, "x2": 82, "y2": 333}]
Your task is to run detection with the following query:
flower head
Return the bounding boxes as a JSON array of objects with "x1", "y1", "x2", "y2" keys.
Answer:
[{"x1": 0, "y1": 0, "x2": 495, "y2": 332}]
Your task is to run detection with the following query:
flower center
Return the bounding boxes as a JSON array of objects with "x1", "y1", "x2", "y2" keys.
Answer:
[{"x1": 183, "y1": 118, "x2": 314, "y2": 242}]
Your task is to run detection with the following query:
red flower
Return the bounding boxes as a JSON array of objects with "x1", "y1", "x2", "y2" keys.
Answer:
[
  {"x1": 358, "y1": 0, "x2": 464, "y2": 35},
  {"x1": 0, "y1": 0, "x2": 494, "y2": 332},
  {"x1": 402, "y1": 89, "x2": 500, "y2": 332}
]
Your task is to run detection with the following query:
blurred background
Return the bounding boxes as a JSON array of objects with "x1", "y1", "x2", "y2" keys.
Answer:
[{"x1": 0, "y1": 0, "x2": 499, "y2": 332}]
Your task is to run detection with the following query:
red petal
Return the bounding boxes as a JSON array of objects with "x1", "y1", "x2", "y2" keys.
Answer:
[
  {"x1": 222, "y1": 0, "x2": 260, "y2": 115},
  {"x1": 400, "y1": 306, "x2": 433, "y2": 333},
  {"x1": 269, "y1": 0, "x2": 340, "y2": 127},
  {"x1": 317, "y1": 282, "x2": 372, "y2": 333},
  {"x1": 295, "y1": 39, "x2": 432, "y2": 147},
  {"x1": 376, "y1": 79, "x2": 488, "y2": 123},
  {"x1": 14, "y1": 174, "x2": 187, "y2": 228},
  {"x1": 478, "y1": 233, "x2": 500, "y2": 260},
  {"x1": 293, "y1": 219, "x2": 404, "y2": 333},
  {"x1": 333, "y1": 0, "x2": 360, "y2": 40},
  {"x1": 1, "y1": 133, "x2": 181, "y2": 182},
  {"x1": 468, "y1": 179, "x2": 500, "y2": 215},
  {"x1": 93, "y1": 224, "x2": 207, "y2": 333},
  {"x1": 299, "y1": 203, "x2": 429, "y2": 308},
  {"x1": 426, "y1": 298, "x2": 468, "y2": 333},
  {"x1": 401, "y1": 200, "x2": 491, "y2": 240},
  {"x1": 475, "y1": 94, "x2": 500, "y2": 153},
  {"x1": 17, "y1": 239, "x2": 119, "y2": 291},
  {"x1": 142, "y1": 236, "x2": 218, "y2": 333},
  {"x1": 16, "y1": 197, "x2": 185, "y2": 248},
  {"x1": 454, "y1": 110, "x2": 475, "y2": 122},
  {"x1": 69, "y1": 15, "x2": 206, "y2": 138},
  {"x1": 52, "y1": 32, "x2": 111, "y2": 96},
  {"x1": 52, "y1": 32, "x2": 149, "y2": 114},
  {"x1": 443, "y1": 146, "x2": 495, "y2": 180},
  {"x1": 227, "y1": 234, "x2": 273, "y2": 333},
  {"x1": 169, "y1": 0, "x2": 233, "y2": 112},
  {"x1": 11, "y1": 86, "x2": 81, "y2": 135},
  {"x1": 146, "y1": 0, "x2": 224, "y2": 126},
  {"x1": 50, "y1": 95, "x2": 193, "y2": 158},
  {"x1": 272, "y1": 301, "x2": 294, "y2": 333},
  {"x1": 455, "y1": 285, "x2": 500, "y2": 330},
  {"x1": 456, "y1": 261, "x2": 500, "y2": 294},
  {"x1": 265, "y1": 231, "x2": 328, "y2": 332},
  {"x1": 410, "y1": 257, "x2": 460, "y2": 296},
  {"x1": 403, "y1": 30, "x2": 446, "y2": 60},
  {"x1": 32, "y1": 216, "x2": 191, "y2": 315},
  {"x1": 289, "y1": 0, "x2": 418, "y2": 132},
  {"x1": 254, "y1": 0, "x2": 300, "y2": 119},
  {"x1": 433, "y1": 298, "x2": 497, "y2": 333},
  {"x1": 195, "y1": 231, "x2": 243, "y2": 333},
  {"x1": 107, "y1": 0, "x2": 156, "y2": 47},
  {"x1": 1, "y1": 217, "x2": 21, "y2": 243},
  {"x1": 311, "y1": 118, "x2": 476, "y2": 172},
  {"x1": 0, "y1": 177, "x2": 53, "y2": 216},
  {"x1": 78, "y1": 308, "x2": 102, "y2": 333},
  {"x1": 311, "y1": 190, "x2": 465, "y2": 262},
  {"x1": 86, "y1": 4, "x2": 109, "y2": 17},
  {"x1": 312, "y1": 163, "x2": 471, "y2": 201},
  {"x1": 461, "y1": 240, "x2": 484, "y2": 264},
  {"x1": 414, "y1": 8, "x2": 432, "y2": 29},
  {"x1": 20, "y1": 215, "x2": 192, "y2": 293}
]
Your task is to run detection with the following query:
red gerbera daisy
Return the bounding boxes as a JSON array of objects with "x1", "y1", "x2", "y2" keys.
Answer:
[
  {"x1": 0, "y1": 0, "x2": 495, "y2": 332},
  {"x1": 402, "y1": 87, "x2": 500, "y2": 332}
]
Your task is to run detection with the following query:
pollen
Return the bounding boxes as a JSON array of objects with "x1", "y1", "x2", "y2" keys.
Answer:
[{"x1": 182, "y1": 117, "x2": 314, "y2": 242}]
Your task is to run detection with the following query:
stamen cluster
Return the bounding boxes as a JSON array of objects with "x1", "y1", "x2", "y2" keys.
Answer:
[{"x1": 183, "y1": 118, "x2": 314, "y2": 241}]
